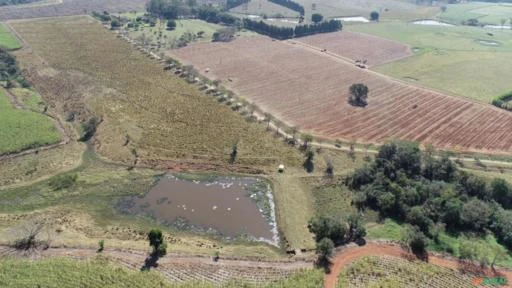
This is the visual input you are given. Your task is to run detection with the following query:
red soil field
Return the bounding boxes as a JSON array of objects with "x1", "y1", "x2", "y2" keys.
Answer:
[
  {"x1": 169, "y1": 36, "x2": 512, "y2": 155},
  {"x1": 294, "y1": 31, "x2": 413, "y2": 67},
  {"x1": 0, "y1": 0, "x2": 146, "y2": 20}
]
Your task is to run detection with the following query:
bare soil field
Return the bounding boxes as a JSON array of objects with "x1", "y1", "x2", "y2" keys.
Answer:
[
  {"x1": 0, "y1": 0, "x2": 146, "y2": 20},
  {"x1": 294, "y1": 31, "x2": 413, "y2": 67},
  {"x1": 169, "y1": 36, "x2": 512, "y2": 155}
]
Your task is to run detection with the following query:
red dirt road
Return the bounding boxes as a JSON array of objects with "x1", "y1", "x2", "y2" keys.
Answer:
[{"x1": 326, "y1": 243, "x2": 512, "y2": 288}]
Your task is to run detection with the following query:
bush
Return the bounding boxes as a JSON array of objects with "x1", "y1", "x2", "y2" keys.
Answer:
[
  {"x1": 79, "y1": 117, "x2": 100, "y2": 142},
  {"x1": 166, "y1": 19, "x2": 176, "y2": 30},
  {"x1": 311, "y1": 13, "x2": 323, "y2": 24},
  {"x1": 48, "y1": 173, "x2": 77, "y2": 191}
]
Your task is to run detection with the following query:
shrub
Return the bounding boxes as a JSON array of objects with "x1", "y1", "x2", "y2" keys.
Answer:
[{"x1": 48, "y1": 173, "x2": 77, "y2": 191}]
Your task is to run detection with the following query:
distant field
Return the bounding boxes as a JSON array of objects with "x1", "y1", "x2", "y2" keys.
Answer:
[
  {"x1": 0, "y1": 0, "x2": 146, "y2": 20},
  {"x1": 338, "y1": 256, "x2": 476, "y2": 288},
  {"x1": 12, "y1": 16, "x2": 301, "y2": 167},
  {"x1": 230, "y1": 0, "x2": 300, "y2": 18},
  {"x1": 169, "y1": 35, "x2": 512, "y2": 155},
  {"x1": 232, "y1": 0, "x2": 439, "y2": 23},
  {"x1": 0, "y1": 23, "x2": 20, "y2": 49},
  {"x1": 0, "y1": 88, "x2": 60, "y2": 154},
  {"x1": 440, "y1": 2, "x2": 512, "y2": 25},
  {"x1": 295, "y1": 31, "x2": 412, "y2": 67},
  {"x1": 123, "y1": 19, "x2": 223, "y2": 53},
  {"x1": 348, "y1": 22, "x2": 512, "y2": 102}
]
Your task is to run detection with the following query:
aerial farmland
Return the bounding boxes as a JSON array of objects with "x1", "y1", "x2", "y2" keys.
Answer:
[{"x1": 1, "y1": 0, "x2": 512, "y2": 287}]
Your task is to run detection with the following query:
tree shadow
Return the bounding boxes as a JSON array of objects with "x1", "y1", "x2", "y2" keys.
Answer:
[
  {"x1": 315, "y1": 257, "x2": 332, "y2": 274},
  {"x1": 140, "y1": 252, "x2": 161, "y2": 271},
  {"x1": 303, "y1": 159, "x2": 314, "y2": 173}
]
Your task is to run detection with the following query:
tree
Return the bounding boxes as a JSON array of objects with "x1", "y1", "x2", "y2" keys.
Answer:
[
  {"x1": 370, "y1": 11, "x2": 379, "y2": 22},
  {"x1": 311, "y1": 13, "x2": 323, "y2": 24},
  {"x1": 348, "y1": 83, "x2": 369, "y2": 107},
  {"x1": 325, "y1": 158, "x2": 334, "y2": 177},
  {"x1": 166, "y1": 19, "x2": 176, "y2": 30},
  {"x1": 110, "y1": 18, "x2": 121, "y2": 29},
  {"x1": 263, "y1": 112, "x2": 272, "y2": 131},
  {"x1": 301, "y1": 133, "x2": 313, "y2": 149},
  {"x1": 308, "y1": 216, "x2": 346, "y2": 245},
  {"x1": 316, "y1": 238, "x2": 334, "y2": 270},
  {"x1": 303, "y1": 149, "x2": 315, "y2": 173},
  {"x1": 148, "y1": 229, "x2": 167, "y2": 256},
  {"x1": 79, "y1": 117, "x2": 100, "y2": 142},
  {"x1": 403, "y1": 225, "x2": 428, "y2": 256},
  {"x1": 461, "y1": 199, "x2": 492, "y2": 232},
  {"x1": 491, "y1": 178, "x2": 511, "y2": 208},
  {"x1": 347, "y1": 213, "x2": 366, "y2": 241},
  {"x1": 212, "y1": 28, "x2": 235, "y2": 42},
  {"x1": 230, "y1": 142, "x2": 238, "y2": 164}
]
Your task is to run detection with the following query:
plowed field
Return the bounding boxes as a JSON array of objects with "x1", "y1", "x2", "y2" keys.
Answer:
[
  {"x1": 294, "y1": 31, "x2": 412, "y2": 67},
  {"x1": 169, "y1": 36, "x2": 512, "y2": 155}
]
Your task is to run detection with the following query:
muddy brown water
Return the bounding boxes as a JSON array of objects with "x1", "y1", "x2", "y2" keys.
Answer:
[{"x1": 118, "y1": 174, "x2": 278, "y2": 244}]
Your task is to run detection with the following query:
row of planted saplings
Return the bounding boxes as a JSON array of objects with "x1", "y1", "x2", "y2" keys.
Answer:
[{"x1": 164, "y1": 61, "x2": 254, "y2": 117}]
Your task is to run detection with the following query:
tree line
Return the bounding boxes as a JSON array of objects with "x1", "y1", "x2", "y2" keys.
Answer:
[
  {"x1": 346, "y1": 141, "x2": 512, "y2": 254},
  {"x1": 268, "y1": 0, "x2": 305, "y2": 16},
  {"x1": 243, "y1": 19, "x2": 342, "y2": 40},
  {"x1": 491, "y1": 91, "x2": 512, "y2": 112}
]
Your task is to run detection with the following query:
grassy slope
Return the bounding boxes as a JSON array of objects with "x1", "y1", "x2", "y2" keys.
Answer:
[
  {"x1": 0, "y1": 257, "x2": 323, "y2": 288},
  {"x1": 0, "y1": 88, "x2": 60, "y2": 154},
  {"x1": 440, "y1": 2, "x2": 512, "y2": 26},
  {"x1": 0, "y1": 23, "x2": 20, "y2": 50},
  {"x1": 11, "y1": 16, "x2": 301, "y2": 167},
  {"x1": 348, "y1": 22, "x2": 512, "y2": 102}
]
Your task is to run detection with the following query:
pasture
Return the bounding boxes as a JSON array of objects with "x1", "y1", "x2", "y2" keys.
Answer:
[
  {"x1": 338, "y1": 256, "x2": 477, "y2": 288},
  {"x1": 440, "y1": 2, "x2": 512, "y2": 26},
  {"x1": 169, "y1": 35, "x2": 512, "y2": 155},
  {"x1": 11, "y1": 16, "x2": 301, "y2": 168},
  {"x1": 0, "y1": 88, "x2": 61, "y2": 155},
  {"x1": 348, "y1": 22, "x2": 512, "y2": 102},
  {"x1": 0, "y1": 23, "x2": 20, "y2": 50}
]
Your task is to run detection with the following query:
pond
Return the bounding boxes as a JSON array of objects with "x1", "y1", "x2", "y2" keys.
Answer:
[
  {"x1": 117, "y1": 174, "x2": 279, "y2": 245},
  {"x1": 413, "y1": 20, "x2": 454, "y2": 26},
  {"x1": 475, "y1": 39, "x2": 501, "y2": 46},
  {"x1": 333, "y1": 16, "x2": 369, "y2": 23}
]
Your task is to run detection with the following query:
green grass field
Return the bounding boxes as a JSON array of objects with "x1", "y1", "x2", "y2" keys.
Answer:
[
  {"x1": 0, "y1": 23, "x2": 21, "y2": 50},
  {"x1": 0, "y1": 88, "x2": 61, "y2": 154},
  {"x1": 440, "y1": 2, "x2": 512, "y2": 26},
  {"x1": 348, "y1": 22, "x2": 512, "y2": 102}
]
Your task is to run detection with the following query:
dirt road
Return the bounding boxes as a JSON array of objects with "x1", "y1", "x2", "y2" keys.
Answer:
[{"x1": 325, "y1": 242, "x2": 512, "y2": 288}]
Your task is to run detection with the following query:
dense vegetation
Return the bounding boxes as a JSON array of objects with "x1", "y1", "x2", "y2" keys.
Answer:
[
  {"x1": 243, "y1": 19, "x2": 342, "y2": 39},
  {"x1": 268, "y1": 0, "x2": 304, "y2": 16},
  {"x1": 0, "y1": 48, "x2": 29, "y2": 87},
  {"x1": 492, "y1": 91, "x2": 512, "y2": 111},
  {"x1": 0, "y1": 0, "x2": 38, "y2": 5},
  {"x1": 347, "y1": 141, "x2": 512, "y2": 252}
]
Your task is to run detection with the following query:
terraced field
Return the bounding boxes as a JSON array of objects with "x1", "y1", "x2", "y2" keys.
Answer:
[
  {"x1": 339, "y1": 256, "x2": 477, "y2": 288},
  {"x1": 169, "y1": 35, "x2": 512, "y2": 155},
  {"x1": 295, "y1": 31, "x2": 412, "y2": 67}
]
